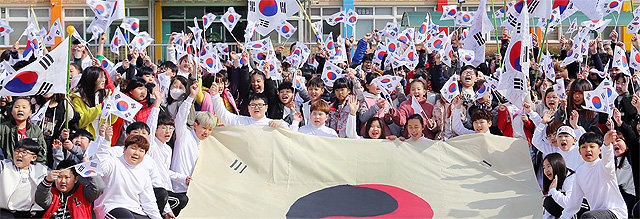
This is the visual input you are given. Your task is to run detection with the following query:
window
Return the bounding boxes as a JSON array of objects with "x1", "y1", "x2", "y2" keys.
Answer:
[
  {"x1": 355, "y1": 19, "x2": 373, "y2": 39},
  {"x1": 375, "y1": 7, "x2": 392, "y2": 16},
  {"x1": 2, "y1": 7, "x2": 50, "y2": 45},
  {"x1": 355, "y1": 7, "x2": 373, "y2": 16},
  {"x1": 59, "y1": 7, "x2": 149, "y2": 42},
  {"x1": 161, "y1": 6, "x2": 252, "y2": 44},
  {"x1": 309, "y1": 7, "x2": 341, "y2": 42}
]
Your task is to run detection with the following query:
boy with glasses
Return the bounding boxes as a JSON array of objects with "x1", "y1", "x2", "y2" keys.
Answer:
[
  {"x1": 0, "y1": 138, "x2": 49, "y2": 218},
  {"x1": 209, "y1": 82, "x2": 300, "y2": 129}
]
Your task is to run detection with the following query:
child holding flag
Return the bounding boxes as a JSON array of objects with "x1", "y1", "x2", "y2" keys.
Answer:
[
  {"x1": 389, "y1": 79, "x2": 438, "y2": 139},
  {"x1": 35, "y1": 159, "x2": 105, "y2": 219},
  {"x1": 560, "y1": 131, "x2": 628, "y2": 219}
]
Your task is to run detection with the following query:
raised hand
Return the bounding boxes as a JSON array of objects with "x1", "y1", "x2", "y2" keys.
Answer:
[
  {"x1": 209, "y1": 81, "x2": 220, "y2": 96},
  {"x1": 613, "y1": 108, "x2": 622, "y2": 126},
  {"x1": 610, "y1": 30, "x2": 619, "y2": 43},
  {"x1": 52, "y1": 139, "x2": 63, "y2": 149},
  {"x1": 452, "y1": 96, "x2": 462, "y2": 109},
  {"x1": 268, "y1": 120, "x2": 284, "y2": 128},
  {"x1": 522, "y1": 102, "x2": 532, "y2": 114},
  {"x1": 292, "y1": 112, "x2": 303, "y2": 122},
  {"x1": 104, "y1": 124, "x2": 114, "y2": 141},
  {"x1": 189, "y1": 81, "x2": 199, "y2": 98},
  {"x1": 569, "y1": 110, "x2": 579, "y2": 129},
  {"x1": 549, "y1": 176, "x2": 558, "y2": 190},
  {"x1": 46, "y1": 170, "x2": 61, "y2": 182},
  {"x1": 603, "y1": 130, "x2": 617, "y2": 146},
  {"x1": 63, "y1": 140, "x2": 74, "y2": 150},
  {"x1": 348, "y1": 95, "x2": 359, "y2": 116},
  {"x1": 542, "y1": 110, "x2": 555, "y2": 124},
  {"x1": 632, "y1": 94, "x2": 640, "y2": 111},
  {"x1": 153, "y1": 85, "x2": 165, "y2": 108},
  {"x1": 427, "y1": 118, "x2": 436, "y2": 130}
]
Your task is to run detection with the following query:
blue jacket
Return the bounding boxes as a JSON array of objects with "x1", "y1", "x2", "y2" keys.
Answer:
[{"x1": 351, "y1": 39, "x2": 368, "y2": 65}]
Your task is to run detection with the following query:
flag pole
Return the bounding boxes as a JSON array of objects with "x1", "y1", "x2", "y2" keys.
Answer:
[
  {"x1": 535, "y1": 0, "x2": 555, "y2": 80},
  {"x1": 123, "y1": 29, "x2": 129, "y2": 60},
  {"x1": 29, "y1": 5, "x2": 46, "y2": 52},
  {"x1": 29, "y1": 5, "x2": 40, "y2": 31},
  {"x1": 225, "y1": 28, "x2": 241, "y2": 45},
  {"x1": 504, "y1": 0, "x2": 507, "y2": 20},
  {"x1": 65, "y1": 27, "x2": 74, "y2": 130},
  {"x1": 294, "y1": 0, "x2": 320, "y2": 44},
  {"x1": 491, "y1": 0, "x2": 502, "y2": 68},
  {"x1": 122, "y1": 0, "x2": 129, "y2": 60}
]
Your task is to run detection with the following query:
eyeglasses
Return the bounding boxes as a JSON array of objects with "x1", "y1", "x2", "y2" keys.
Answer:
[
  {"x1": 461, "y1": 71, "x2": 475, "y2": 76},
  {"x1": 14, "y1": 149, "x2": 35, "y2": 156},
  {"x1": 248, "y1": 103, "x2": 267, "y2": 108},
  {"x1": 159, "y1": 126, "x2": 175, "y2": 131}
]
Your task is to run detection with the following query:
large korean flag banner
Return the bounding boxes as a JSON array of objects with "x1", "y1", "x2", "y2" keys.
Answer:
[
  {"x1": 248, "y1": 0, "x2": 301, "y2": 36},
  {"x1": 0, "y1": 37, "x2": 70, "y2": 96},
  {"x1": 181, "y1": 126, "x2": 541, "y2": 218}
]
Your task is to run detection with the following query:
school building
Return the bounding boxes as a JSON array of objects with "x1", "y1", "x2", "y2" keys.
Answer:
[{"x1": 0, "y1": 0, "x2": 639, "y2": 60}]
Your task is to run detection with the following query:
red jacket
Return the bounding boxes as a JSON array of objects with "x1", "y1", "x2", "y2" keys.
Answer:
[
  {"x1": 111, "y1": 94, "x2": 154, "y2": 145},
  {"x1": 42, "y1": 183, "x2": 92, "y2": 219}
]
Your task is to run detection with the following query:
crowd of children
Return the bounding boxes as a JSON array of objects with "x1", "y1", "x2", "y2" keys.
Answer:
[{"x1": 0, "y1": 21, "x2": 639, "y2": 218}]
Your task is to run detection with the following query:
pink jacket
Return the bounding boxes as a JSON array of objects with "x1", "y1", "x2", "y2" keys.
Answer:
[{"x1": 390, "y1": 97, "x2": 437, "y2": 139}]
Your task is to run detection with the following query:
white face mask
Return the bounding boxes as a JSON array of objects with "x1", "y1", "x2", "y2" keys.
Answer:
[{"x1": 170, "y1": 89, "x2": 185, "y2": 100}]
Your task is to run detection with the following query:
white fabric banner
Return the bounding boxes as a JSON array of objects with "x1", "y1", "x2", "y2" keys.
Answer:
[{"x1": 182, "y1": 126, "x2": 542, "y2": 218}]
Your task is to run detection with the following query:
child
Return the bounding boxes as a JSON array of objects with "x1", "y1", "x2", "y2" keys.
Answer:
[
  {"x1": 560, "y1": 131, "x2": 628, "y2": 219},
  {"x1": 346, "y1": 96, "x2": 390, "y2": 139},
  {"x1": 35, "y1": 159, "x2": 105, "y2": 219},
  {"x1": 50, "y1": 129, "x2": 93, "y2": 168},
  {"x1": 538, "y1": 125, "x2": 585, "y2": 172},
  {"x1": 390, "y1": 79, "x2": 438, "y2": 139},
  {"x1": 452, "y1": 96, "x2": 493, "y2": 135},
  {"x1": 137, "y1": 66, "x2": 157, "y2": 84},
  {"x1": 0, "y1": 138, "x2": 49, "y2": 218},
  {"x1": 213, "y1": 72, "x2": 239, "y2": 114},
  {"x1": 0, "y1": 97, "x2": 47, "y2": 163},
  {"x1": 95, "y1": 128, "x2": 161, "y2": 219},
  {"x1": 554, "y1": 79, "x2": 598, "y2": 130},
  {"x1": 297, "y1": 101, "x2": 338, "y2": 137},
  {"x1": 328, "y1": 72, "x2": 364, "y2": 138},
  {"x1": 170, "y1": 82, "x2": 217, "y2": 212},
  {"x1": 154, "y1": 113, "x2": 188, "y2": 216},
  {"x1": 403, "y1": 114, "x2": 428, "y2": 141},
  {"x1": 209, "y1": 82, "x2": 297, "y2": 129},
  {"x1": 459, "y1": 65, "x2": 478, "y2": 109},
  {"x1": 359, "y1": 73, "x2": 389, "y2": 123},
  {"x1": 268, "y1": 82, "x2": 299, "y2": 125},
  {"x1": 158, "y1": 61, "x2": 177, "y2": 78},
  {"x1": 299, "y1": 78, "x2": 326, "y2": 125},
  {"x1": 542, "y1": 153, "x2": 576, "y2": 219}
]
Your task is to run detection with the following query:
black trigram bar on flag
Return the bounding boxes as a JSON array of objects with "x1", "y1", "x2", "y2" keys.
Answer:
[
  {"x1": 35, "y1": 82, "x2": 53, "y2": 95},
  {"x1": 473, "y1": 33, "x2": 485, "y2": 46},
  {"x1": 528, "y1": 0, "x2": 540, "y2": 14},
  {"x1": 279, "y1": 2, "x2": 287, "y2": 14},
  {"x1": 507, "y1": 14, "x2": 518, "y2": 29},
  {"x1": 259, "y1": 19, "x2": 270, "y2": 28},
  {"x1": 38, "y1": 54, "x2": 54, "y2": 70},
  {"x1": 522, "y1": 45, "x2": 529, "y2": 62},
  {"x1": 513, "y1": 77, "x2": 525, "y2": 90},
  {"x1": 249, "y1": 1, "x2": 256, "y2": 12}
]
